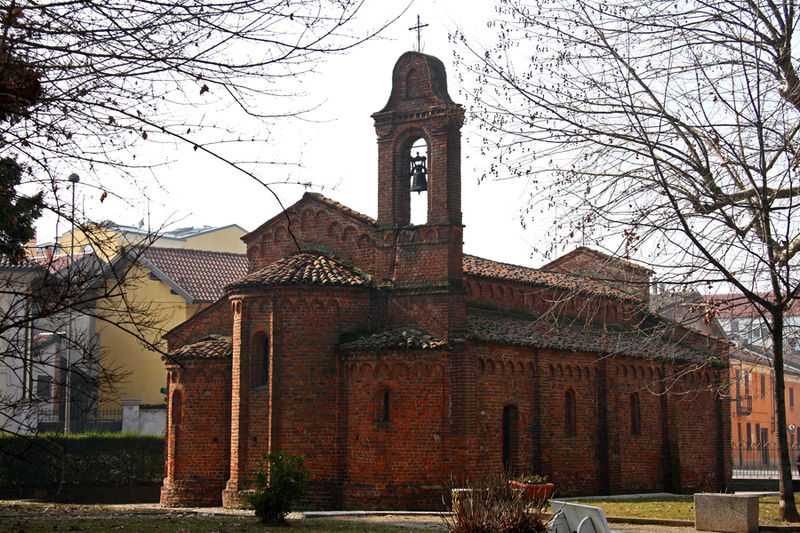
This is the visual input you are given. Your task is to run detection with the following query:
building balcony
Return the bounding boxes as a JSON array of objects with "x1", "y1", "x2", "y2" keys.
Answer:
[{"x1": 736, "y1": 395, "x2": 753, "y2": 416}]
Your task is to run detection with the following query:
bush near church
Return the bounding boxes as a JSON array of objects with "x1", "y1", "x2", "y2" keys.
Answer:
[
  {"x1": 0, "y1": 433, "x2": 163, "y2": 497},
  {"x1": 249, "y1": 452, "x2": 309, "y2": 524}
]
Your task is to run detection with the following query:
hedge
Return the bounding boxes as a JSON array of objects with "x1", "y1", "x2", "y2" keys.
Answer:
[{"x1": 0, "y1": 433, "x2": 164, "y2": 493}]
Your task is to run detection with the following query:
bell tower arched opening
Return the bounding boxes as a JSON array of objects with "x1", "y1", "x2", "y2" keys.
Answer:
[{"x1": 408, "y1": 137, "x2": 429, "y2": 225}]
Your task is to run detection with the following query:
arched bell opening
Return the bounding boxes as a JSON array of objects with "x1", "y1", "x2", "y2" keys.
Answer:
[{"x1": 407, "y1": 136, "x2": 429, "y2": 225}]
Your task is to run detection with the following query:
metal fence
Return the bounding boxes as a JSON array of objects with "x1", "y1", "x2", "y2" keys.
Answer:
[
  {"x1": 35, "y1": 401, "x2": 122, "y2": 433},
  {"x1": 732, "y1": 443, "x2": 800, "y2": 479}
]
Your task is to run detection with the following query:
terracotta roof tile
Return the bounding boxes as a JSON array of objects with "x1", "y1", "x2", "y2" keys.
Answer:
[
  {"x1": 0, "y1": 255, "x2": 42, "y2": 269},
  {"x1": 705, "y1": 293, "x2": 800, "y2": 318},
  {"x1": 303, "y1": 192, "x2": 377, "y2": 226},
  {"x1": 340, "y1": 328, "x2": 447, "y2": 351},
  {"x1": 467, "y1": 307, "x2": 713, "y2": 363},
  {"x1": 463, "y1": 254, "x2": 640, "y2": 301},
  {"x1": 167, "y1": 334, "x2": 232, "y2": 361},
  {"x1": 227, "y1": 252, "x2": 370, "y2": 291},
  {"x1": 142, "y1": 247, "x2": 248, "y2": 303},
  {"x1": 541, "y1": 246, "x2": 652, "y2": 273}
]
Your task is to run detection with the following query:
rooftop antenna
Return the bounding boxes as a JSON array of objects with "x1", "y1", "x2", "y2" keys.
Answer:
[{"x1": 408, "y1": 14, "x2": 429, "y2": 53}]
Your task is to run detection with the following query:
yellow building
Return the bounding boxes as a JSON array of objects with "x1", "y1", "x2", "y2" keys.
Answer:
[
  {"x1": 58, "y1": 222, "x2": 248, "y2": 259},
  {"x1": 99, "y1": 246, "x2": 248, "y2": 405},
  {"x1": 53, "y1": 224, "x2": 248, "y2": 406}
]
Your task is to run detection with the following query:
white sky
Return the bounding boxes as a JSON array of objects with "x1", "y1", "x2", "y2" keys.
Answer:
[{"x1": 35, "y1": 1, "x2": 562, "y2": 268}]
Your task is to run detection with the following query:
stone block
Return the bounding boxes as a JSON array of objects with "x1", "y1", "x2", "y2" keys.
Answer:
[{"x1": 694, "y1": 493, "x2": 758, "y2": 533}]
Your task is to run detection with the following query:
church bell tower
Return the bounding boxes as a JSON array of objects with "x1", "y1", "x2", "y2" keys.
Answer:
[{"x1": 372, "y1": 51, "x2": 465, "y2": 340}]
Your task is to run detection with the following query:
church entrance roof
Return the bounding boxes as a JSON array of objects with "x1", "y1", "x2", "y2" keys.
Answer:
[{"x1": 226, "y1": 252, "x2": 371, "y2": 292}]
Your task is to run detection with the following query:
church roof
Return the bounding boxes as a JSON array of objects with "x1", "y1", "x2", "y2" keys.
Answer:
[
  {"x1": 340, "y1": 327, "x2": 448, "y2": 351},
  {"x1": 462, "y1": 254, "x2": 640, "y2": 301},
  {"x1": 466, "y1": 307, "x2": 714, "y2": 363},
  {"x1": 304, "y1": 192, "x2": 377, "y2": 226},
  {"x1": 141, "y1": 247, "x2": 249, "y2": 303},
  {"x1": 167, "y1": 334, "x2": 232, "y2": 360},
  {"x1": 540, "y1": 246, "x2": 652, "y2": 273},
  {"x1": 227, "y1": 252, "x2": 370, "y2": 291}
]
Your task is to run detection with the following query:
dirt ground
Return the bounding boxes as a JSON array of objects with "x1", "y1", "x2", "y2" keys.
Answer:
[
  {"x1": 324, "y1": 513, "x2": 698, "y2": 532},
  {"x1": 0, "y1": 500, "x2": 703, "y2": 533}
]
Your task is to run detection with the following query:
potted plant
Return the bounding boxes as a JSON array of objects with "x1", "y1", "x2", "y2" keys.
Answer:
[{"x1": 508, "y1": 474, "x2": 555, "y2": 501}]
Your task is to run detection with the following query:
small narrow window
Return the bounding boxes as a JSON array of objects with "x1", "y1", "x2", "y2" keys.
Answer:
[
  {"x1": 502, "y1": 404, "x2": 519, "y2": 475},
  {"x1": 630, "y1": 393, "x2": 641, "y2": 435},
  {"x1": 250, "y1": 331, "x2": 269, "y2": 387},
  {"x1": 564, "y1": 389, "x2": 576, "y2": 436},
  {"x1": 746, "y1": 423, "x2": 752, "y2": 448},
  {"x1": 744, "y1": 372, "x2": 750, "y2": 397},
  {"x1": 381, "y1": 389, "x2": 391, "y2": 423},
  {"x1": 791, "y1": 388, "x2": 795, "y2": 410},
  {"x1": 171, "y1": 389, "x2": 182, "y2": 427},
  {"x1": 760, "y1": 374, "x2": 766, "y2": 399}
]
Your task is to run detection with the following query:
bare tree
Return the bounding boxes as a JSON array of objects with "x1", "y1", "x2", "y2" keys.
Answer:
[
  {"x1": 0, "y1": 1, "x2": 401, "y2": 440},
  {"x1": 1, "y1": 1, "x2": 402, "y2": 210},
  {"x1": 455, "y1": 0, "x2": 800, "y2": 520}
]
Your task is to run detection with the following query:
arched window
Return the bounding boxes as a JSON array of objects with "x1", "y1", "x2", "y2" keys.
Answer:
[
  {"x1": 630, "y1": 393, "x2": 641, "y2": 435},
  {"x1": 169, "y1": 388, "x2": 182, "y2": 479},
  {"x1": 565, "y1": 389, "x2": 576, "y2": 436},
  {"x1": 171, "y1": 389, "x2": 182, "y2": 427},
  {"x1": 408, "y1": 137, "x2": 428, "y2": 225},
  {"x1": 380, "y1": 388, "x2": 391, "y2": 424},
  {"x1": 502, "y1": 404, "x2": 519, "y2": 475},
  {"x1": 250, "y1": 331, "x2": 269, "y2": 387}
]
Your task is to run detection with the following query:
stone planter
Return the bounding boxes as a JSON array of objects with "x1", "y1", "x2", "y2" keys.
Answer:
[
  {"x1": 694, "y1": 493, "x2": 758, "y2": 533},
  {"x1": 508, "y1": 480, "x2": 555, "y2": 501}
]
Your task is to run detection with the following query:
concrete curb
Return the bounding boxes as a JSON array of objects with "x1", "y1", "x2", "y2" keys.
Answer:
[
  {"x1": 606, "y1": 515, "x2": 693, "y2": 527},
  {"x1": 302, "y1": 511, "x2": 450, "y2": 517}
]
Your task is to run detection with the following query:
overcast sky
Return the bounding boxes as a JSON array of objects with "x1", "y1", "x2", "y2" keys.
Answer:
[{"x1": 36, "y1": 1, "x2": 563, "y2": 268}]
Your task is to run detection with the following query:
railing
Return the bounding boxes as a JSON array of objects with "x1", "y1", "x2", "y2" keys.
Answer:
[
  {"x1": 736, "y1": 395, "x2": 753, "y2": 416},
  {"x1": 732, "y1": 442, "x2": 800, "y2": 479},
  {"x1": 34, "y1": 400, "x2": 123, "y2": 433}
]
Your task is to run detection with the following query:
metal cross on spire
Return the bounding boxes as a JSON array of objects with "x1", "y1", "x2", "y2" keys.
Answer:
[{"x1": 408, "y1": 14, "x2": 429, "y2": 52}]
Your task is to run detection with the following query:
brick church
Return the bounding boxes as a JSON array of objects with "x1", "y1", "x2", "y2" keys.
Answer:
[{"x1": 159, "y1": 51, "x2": 731, "y2": 510}]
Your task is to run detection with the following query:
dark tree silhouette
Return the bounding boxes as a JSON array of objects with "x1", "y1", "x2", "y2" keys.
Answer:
[
  {"x1": 0, "y1": 0, "x2": 402, "y2": 441},
  {"x1": 456, "y1": 0, "x2": 800, "y2": 519}
]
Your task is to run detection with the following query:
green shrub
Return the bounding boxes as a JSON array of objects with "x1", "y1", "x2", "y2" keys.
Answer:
[
  {"x1": 0, "y1": 432, "x2": 164, "y2": 493},
  {"x1": 248, "y1": 452, "x2": 309, "y2": 524}
]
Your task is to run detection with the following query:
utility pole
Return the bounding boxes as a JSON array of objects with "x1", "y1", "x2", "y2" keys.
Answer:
[{"x1": 63, "y1": 173, "x2": 79, "y2": 433}]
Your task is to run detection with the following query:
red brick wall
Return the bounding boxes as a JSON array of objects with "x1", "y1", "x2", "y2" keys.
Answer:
[
  {"x1": 464, "y1": 276, "x2": 638, "y2": 329},
  {"x1": 667, "y1": 366, "x2": 729, "y2": 492},
  {"x1": 244, "y1": 199, "x2": 377, "y2": 275},
  {"x1": 605, "y1": 360, "x2": 666, "y2": 493},
  {"x1": 544, "y1": 249, "x2": 651, "y2": 302},
  {"x1": 161, "y1": 358, "x2": 231, "y2": 507},
  {"x1": 229, "y1": 287, "x2": 371, "y2": 508},
  {"x1": 342, "y1": 350, "x2": 449, "y2": 510},
  {"x1": 535, "y1": 350, "x2": 604, "y2": 495},
  {"x1": 165, "y1": 297, "x2": 232, "y2": 350}
]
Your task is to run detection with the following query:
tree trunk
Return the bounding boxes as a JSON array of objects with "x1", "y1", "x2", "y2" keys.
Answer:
[{"x1": 772, "y1": 311, "x2": 799, "y2": 521}]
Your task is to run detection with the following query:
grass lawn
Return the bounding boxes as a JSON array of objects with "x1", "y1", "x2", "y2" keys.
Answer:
[
  {"x1": 572, "y1": 495, "x2": 800, "y2": 525},
  {"x1": 0, "y1": 515, "x2": 433, "y2": 533}
]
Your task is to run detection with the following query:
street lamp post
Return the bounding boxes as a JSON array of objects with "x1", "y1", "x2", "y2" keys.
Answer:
[{"x1": 63, "y1": 173, "x2": 79, "y2": 433}]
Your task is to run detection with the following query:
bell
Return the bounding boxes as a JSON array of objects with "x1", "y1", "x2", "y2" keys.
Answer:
[
  {"x1": 410, "y1": 154, "x2": 428, "y2": 193},
  {"x1": 410, "y1": 165, "x2": 427, "y2": 193}
]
